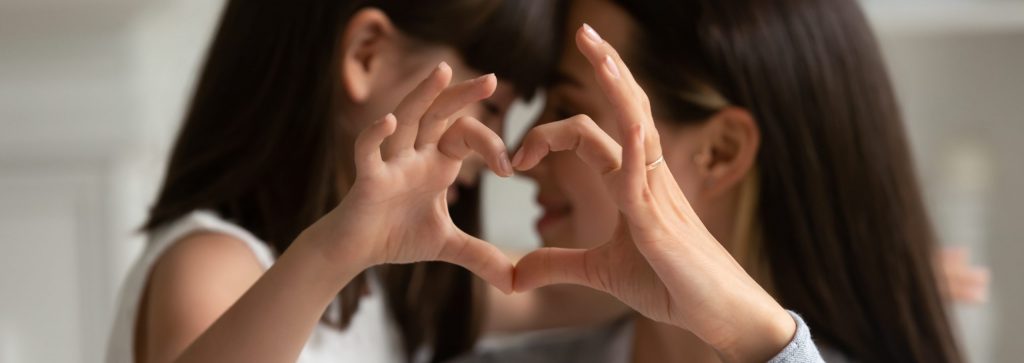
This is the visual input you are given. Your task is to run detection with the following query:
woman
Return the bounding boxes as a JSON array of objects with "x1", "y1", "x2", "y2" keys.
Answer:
[
  {"x1": 106, "y1": 1, "x2": 562, "y2": 362},
  {"x1": 464, "y1": 0, "x2": 962, "y2": 361}
]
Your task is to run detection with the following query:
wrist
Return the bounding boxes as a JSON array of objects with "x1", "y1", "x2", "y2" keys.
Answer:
[
  {"x1": 715, "y1": 300, "x2": 795, "y2": 363},
  {"x1": 293, "y1": 217, "x2": 374, "y2": 288}
]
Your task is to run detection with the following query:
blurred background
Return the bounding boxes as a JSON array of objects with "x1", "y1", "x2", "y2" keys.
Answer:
[{"x1": 0, "y1": 0, "x2": 1021, "y2": 362}]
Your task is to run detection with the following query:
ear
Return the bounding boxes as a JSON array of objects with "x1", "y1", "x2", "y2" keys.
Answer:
[
  {"x1": 338, "y1": 8, "x2": 397, "y2": 103},
  {"x1": 692, "y1": 107, "x2": 760, "y2": 197}
]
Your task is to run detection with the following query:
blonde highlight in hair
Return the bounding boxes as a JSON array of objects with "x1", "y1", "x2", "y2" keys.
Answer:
[{"x1": 730, "y1": 170, "x2": 772, "y2": 293}]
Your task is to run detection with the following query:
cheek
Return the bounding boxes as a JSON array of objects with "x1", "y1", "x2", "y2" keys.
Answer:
[{"x1": 553, "y1": 154, "x2": 619, "y2": 246}]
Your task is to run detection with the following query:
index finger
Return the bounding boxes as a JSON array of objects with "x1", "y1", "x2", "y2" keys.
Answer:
[{"x1": 575, "y1": 24, "x2": 662, "y2": 164}]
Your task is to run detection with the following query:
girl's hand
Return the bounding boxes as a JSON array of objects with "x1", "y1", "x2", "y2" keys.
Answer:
[
  {"x1": 304, "y1": 63, "x2": 515, "y2": 293},
  {"x1": 511, "y1": 25, "x2": 795, "y2": 362}
]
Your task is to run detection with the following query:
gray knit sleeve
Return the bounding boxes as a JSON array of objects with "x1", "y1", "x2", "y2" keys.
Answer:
[{"x1": 767, "y1": 311, "x2": 826, "y2": 363}]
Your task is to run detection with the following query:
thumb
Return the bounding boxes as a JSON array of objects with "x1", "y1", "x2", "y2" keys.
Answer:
[
  {"x1": 436, "y1": 231, "x2": 515, "y2": 294},
  {"x1": 514, "y1": 247, "x2": 607, "y2": 293}
]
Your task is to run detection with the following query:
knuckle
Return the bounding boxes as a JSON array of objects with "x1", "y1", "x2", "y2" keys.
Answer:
[
  {"x1": 424, "y1": 109, "x2": 446, "y2": 123},
  {"x1": 568, "y1": 114, "x2": 592, "y2": 131},
  {"x1": 570, "y1": 113, "x2": 592, "y2": 124},
  {"x1": 631, "y1": 123, "x2": 644, "y2": 138},
  {"x1": 485, "y1": 137, "x2": 505, "y2": 153},
  {"x1": 454, "y1": 115, "x2": 475, "y2": 125},
  {"x1": 639, "y1": 93, "x2": 651, "y2": 109},
  {"x1": 639, "y1": 188, "x2": 656, "y2": 205}
]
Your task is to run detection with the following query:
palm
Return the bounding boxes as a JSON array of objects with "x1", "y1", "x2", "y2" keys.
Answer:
[
  {"x1": 582, "y1": 222, "x2": 676, "y2": 323},
  {"x1": 360, "y1": 152, "x2": 463, "y2": 264}
]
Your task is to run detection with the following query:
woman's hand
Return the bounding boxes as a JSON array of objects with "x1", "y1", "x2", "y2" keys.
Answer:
[
  {"x1": 303, "y1": 62, "x2": 515, "y2": 293},
  {"x1": 937, "y1": 246, "x2": 990, "y2": 304},
  {"x1": 511, "y1": 25, "x2": 795, "y2": 362}
]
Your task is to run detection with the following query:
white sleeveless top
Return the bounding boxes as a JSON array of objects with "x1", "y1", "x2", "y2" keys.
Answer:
[{"x1": 106, "y1": 210, "x2": 405, "y2": 363}]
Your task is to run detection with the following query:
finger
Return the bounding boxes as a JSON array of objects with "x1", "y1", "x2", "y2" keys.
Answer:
[
  {"x1": 514, "y1": 247, "x2": 604, "y2": 293},
  {"x1": 511, "y1": 115, "x2": 622, "y2": 174},
  {"x1": 949, "y1": 267, "x2": 990, "y2": 304},
  {"x1": 618, "y1": 123, "x2": 654, "y2": 222},
  {"x1": 940, "y1": 246, "x2": 968, "y2": 265},
  {"x1": 437, "y1": 231, "x2": 515, "y2": 294},
  {"x1": 415, "y1": 73, "x2": 497, "y2": 148},
  {"x1": 353, "y1": 114, "x2": 397, "y2": 175},
  {"x1": 576, "y1": 24, "x2": 663, "y2": 164},
  {"x1": 438, "y1": 116, "x2": 513, "y2": 177},
  {"x1": 382, "y1": 62, "x2": 453, "y2": 157}
]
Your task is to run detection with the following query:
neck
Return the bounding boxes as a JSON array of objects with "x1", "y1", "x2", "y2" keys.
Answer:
[
  {"x1": 630, "y1": 317, "x2": 722, "y2": 363},
  {"x1": 705, "y1": 172, "x2": 774, "y2": 292}
]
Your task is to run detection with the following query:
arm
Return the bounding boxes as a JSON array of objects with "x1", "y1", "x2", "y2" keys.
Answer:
[
  {"x1": 143, "y1": 233, "x2": 267, "y2": 363},
  {"x1": 151, "y1": 230, "x2": 363, "y2": 363},
  {"x1": 141, "y1": 63, "x2": 517, "y2": 363}
]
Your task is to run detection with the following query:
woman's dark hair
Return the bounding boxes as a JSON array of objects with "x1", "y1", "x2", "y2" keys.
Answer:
[
  {"x1": 609, "y1": 0, "x2": 961, "y2": 361},
  {"x1": 142, "y1": 1, "x2": 560, "y2": 361}
]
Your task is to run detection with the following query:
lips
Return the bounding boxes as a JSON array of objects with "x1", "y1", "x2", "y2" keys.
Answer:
[{"x1": 535, "y1": 195, "x2": 572, "y2": 232}]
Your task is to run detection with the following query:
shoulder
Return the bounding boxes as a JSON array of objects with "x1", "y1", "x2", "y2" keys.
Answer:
[
  {"x1": 138, "y1": 232, "x2": 267, "y2": 362},
  {"x1": 149, "y1": 231, "x2": 265, "y2": 293}
]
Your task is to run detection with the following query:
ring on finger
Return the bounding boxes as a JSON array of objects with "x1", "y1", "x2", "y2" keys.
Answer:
[{"x1": 646, "y1": 155, "x2": 665, "y2": 171}]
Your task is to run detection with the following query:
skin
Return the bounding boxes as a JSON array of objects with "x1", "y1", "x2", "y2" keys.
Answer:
[
  {"x1": 136, "y1": 4, "x2": 987, "y2": 363},
  {"x1": 509, "y1": 3, "x2": 990, "y2": 362},
  {"x1": 510, "y1": 0, "x2": 794, "y2": 361},
  {"x1": 138, "y1": 9, "x2": 520, "y2": 363}
]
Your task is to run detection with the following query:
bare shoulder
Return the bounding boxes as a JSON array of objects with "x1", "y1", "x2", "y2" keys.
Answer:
[
  {"x1": 141, "y1": 232, "x2": 266, "y2": 363},
  {"x1": 147, "y1": 231, "x2": 266, "y2": 312},
  {"x1": 151, "y1": 232, "x2": 265, "y2": 285}
]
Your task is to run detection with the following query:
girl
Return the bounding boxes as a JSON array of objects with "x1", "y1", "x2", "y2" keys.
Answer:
[{"x1": 106, "y1": 1, "x2": 561, "y2": 362}]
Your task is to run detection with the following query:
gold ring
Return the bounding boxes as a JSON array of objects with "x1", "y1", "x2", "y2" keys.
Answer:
[{"x1": 646, "y1": 155, "x2": 665, "y2": 171}]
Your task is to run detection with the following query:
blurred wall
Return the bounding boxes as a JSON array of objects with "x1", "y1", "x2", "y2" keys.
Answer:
[
  {"x1": 0, "y1": 1, "x2": 222, "y2": 362},
  {"x1": 0, "y1": 1, "x2": 1020, "y2": 362}
]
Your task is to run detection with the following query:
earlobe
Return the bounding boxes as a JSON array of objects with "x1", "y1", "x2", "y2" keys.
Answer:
[{"x1": 339, "y1": 8, "x2": 395, "y2": 103}]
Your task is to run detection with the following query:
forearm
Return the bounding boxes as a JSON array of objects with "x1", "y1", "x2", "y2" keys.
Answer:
[{"x1": 173, "y1": 234, "x2": 362, "y2": 363}]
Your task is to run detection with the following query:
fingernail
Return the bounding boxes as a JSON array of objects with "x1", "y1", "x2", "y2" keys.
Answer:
[
  {"x1": 438, "y1": 61, "x2": 450, "y2": 73},
  {"x1": 604, "y1": 55, "x2": 620, "y2": 79},
  {"x1": 511, "y1": 150, "x2": 525, "y2": 169},
  {"x1": 583, "y1": 23, "x2": 603, "y2": 43},
  {"x1": 477, "y1": 73, "x2": 495, "y2": 82},
  {"x1": 499, "y1": 152, "x2": 513, "y2": 176}
]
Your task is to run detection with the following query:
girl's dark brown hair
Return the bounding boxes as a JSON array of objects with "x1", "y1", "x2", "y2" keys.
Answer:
[
  {"x1": 142, "y1": 1, "x2": 560, "y2": 361},
  {"x1": 609, "y1": 0, "x2": 961, "y2": 361}
]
